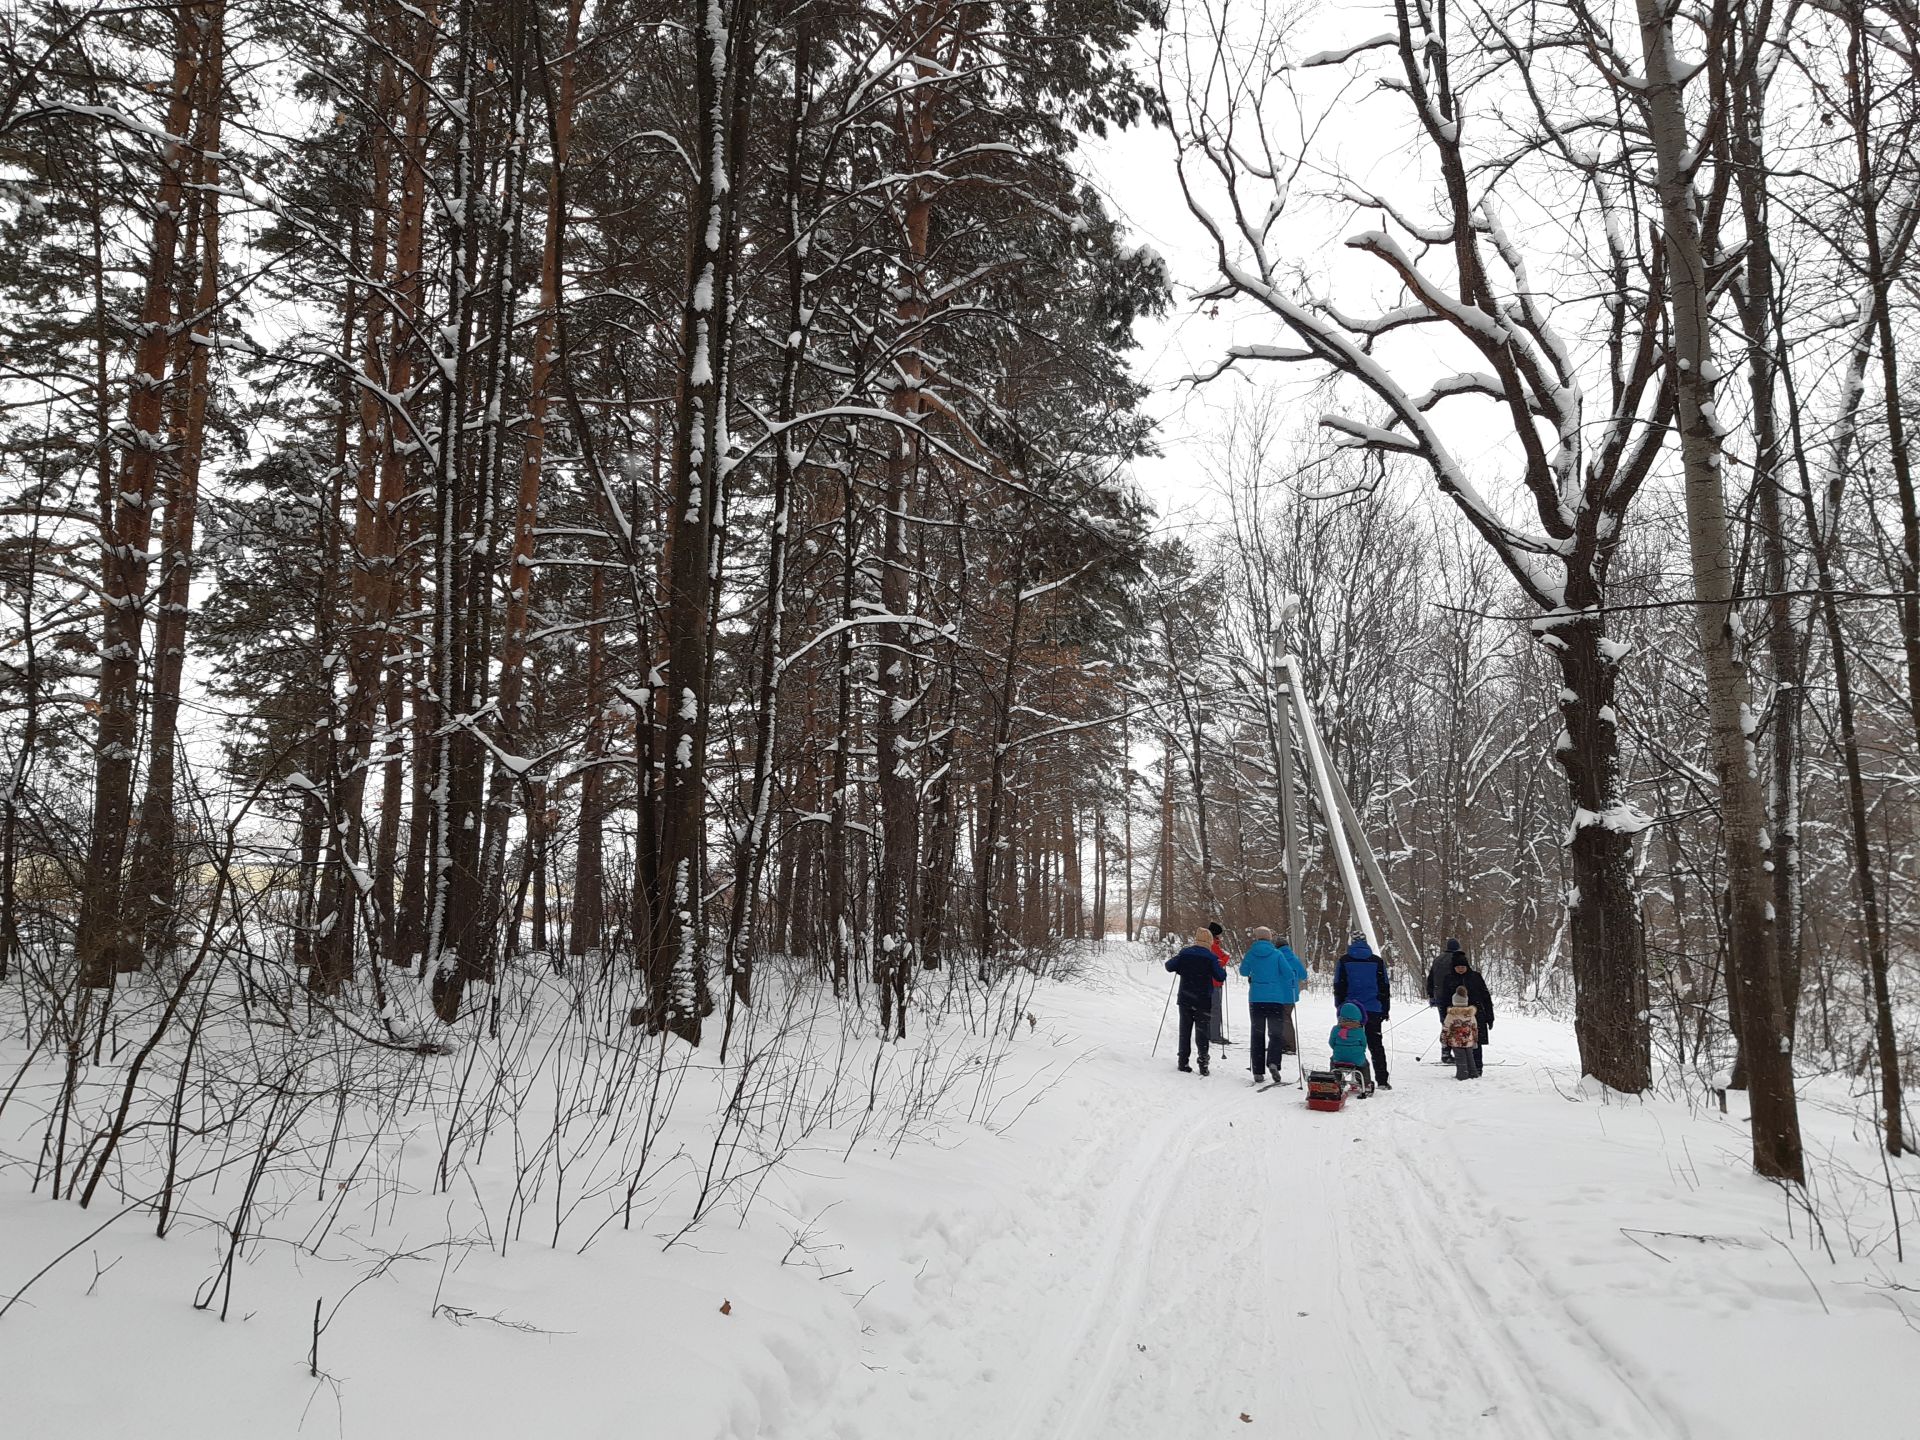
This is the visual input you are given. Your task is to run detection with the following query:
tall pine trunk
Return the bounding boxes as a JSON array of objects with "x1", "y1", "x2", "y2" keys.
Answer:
[
  {"x1": 128, "y1": 6, "x2": 224, "y2": 959},
  {"x1": 76, "y1": 2, "x2": 210, "y2": 988},
  {"x1": 648, "y1": 0, "x2": 757, "y2": 1039},
  {"x1": 314, "y1": 3, "x2": 438, "y2": 993}
]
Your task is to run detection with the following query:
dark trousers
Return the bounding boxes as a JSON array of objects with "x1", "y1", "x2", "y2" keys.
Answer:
[
  {"x1": 1364, "y1": 1012, "x2": 1390, "y2": 1083},
  {"x1": 1454, "y1": 1020, "x2": 1488, "y2": 1078},
  {"x1": 1177, "y1": 1001, "x2": 1212, "y2": 1069},
  {"x1": 1247, "y1": 1002, "x2": 1296, "y2": 1075},
  {"x1": 1209, "y1": 983, "x2": 1228, "y2": 1043}
]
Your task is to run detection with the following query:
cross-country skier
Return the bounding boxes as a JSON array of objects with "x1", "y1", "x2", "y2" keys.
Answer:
[
  {"x1": 1332, "y1": 935, "x2": 1392, "y2": 1089},
  {"x1": 1166, "y1": 928, "x2": 1228, "y2": 1076},
  {"x1": 1237, "y1": 927, "x2": 1308, "y2": 1085}
]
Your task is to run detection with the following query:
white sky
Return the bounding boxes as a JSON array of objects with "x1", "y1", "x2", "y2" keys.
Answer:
[
  {"x1": 1072, "y1": 8, "x2": 1705, "y2": 569},
  {"x1": 1081, "y1": 115, "x2": 1252, "y2": 538}
]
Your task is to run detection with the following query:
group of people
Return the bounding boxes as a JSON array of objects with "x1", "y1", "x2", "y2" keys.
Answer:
[{"x1": 1163, "y1": 925, "x2": 1497, "y2": 1089}]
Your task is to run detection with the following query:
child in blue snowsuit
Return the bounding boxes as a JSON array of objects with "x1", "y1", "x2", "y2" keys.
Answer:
[{"x1": 1329, "y1": 1001, "x2": 1375, "y2": 1096}]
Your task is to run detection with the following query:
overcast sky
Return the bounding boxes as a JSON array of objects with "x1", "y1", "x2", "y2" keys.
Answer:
[{"x1": 1081, "y1": 115, "x2": 1247, "y2": 539}]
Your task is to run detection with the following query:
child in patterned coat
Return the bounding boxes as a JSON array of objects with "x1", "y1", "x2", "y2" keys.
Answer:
[{"x1": 1443, "y1": 987, "x2": 1482, "y2": 1081}]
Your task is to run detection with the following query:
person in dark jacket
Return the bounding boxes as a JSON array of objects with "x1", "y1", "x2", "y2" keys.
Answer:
[
  {"x1": 1426, "y1": 938, "x2": 1467, "y2": 1062},
  {"x1": 1332, "y1": 935, "x2": 1392, "y2": 1089},
  {"x1": 1166, "y1": 927, "x2": 1228, "y2": 1075},
  {"x1": 1441, "y1": 948, "x2": 1494, "y2": 1078}
]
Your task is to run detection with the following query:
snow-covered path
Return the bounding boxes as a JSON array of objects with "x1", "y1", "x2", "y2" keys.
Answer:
[
  {"x1": 778, "y1": 948, "x2": 1905, "y2": 1440},
  {"x1": 7, "y1": 943, "x2": 1913, "y2": 1440}
]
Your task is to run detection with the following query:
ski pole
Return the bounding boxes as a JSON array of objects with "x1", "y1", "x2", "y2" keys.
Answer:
[{"x1": 1152, "y1": 976, "x2": 1176, "y2": 1056}]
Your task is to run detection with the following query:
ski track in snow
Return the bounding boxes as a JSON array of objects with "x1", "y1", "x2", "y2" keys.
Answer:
[
  {"x1": 783, "y1": 957, "x2": 1688, "y2": 1440},
  {"x1": 9, "y1": 946, "x2": 1914, "y2": 1440}
]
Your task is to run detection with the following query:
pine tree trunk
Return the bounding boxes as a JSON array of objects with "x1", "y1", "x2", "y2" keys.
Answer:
[
  {"x1": 127, "y1": 8, "x2": 224, "y2": 960},
  {"x1": 571, "y1": 568, "x2": 607, "y2": 955},
  {"x1": 76, "y1": 2, "x2": 209, "y2": 988},
  {"x1": 479, "y1": 0, "x2": 582, "y2": 970},
  {"x1": 426, "y1": 0, "x2": 500, "y2": 1022},
  {"x1": 1120, "y1": 704, "x2": 1135, "y2": 942},
  {"x1": 314, "y1": 4, "x2": 438, "y2": 994},
  {"x1": 874, "y1": 18, "x2": 944, "y2": 1034},
  {"x1": 648, "y1": 0, "x2": 756, "y2": 1039},
  {"x1": 1092, "y1": 797, "x2": 1107, "y2": 941},
  {"x1": 976, "y1": 551, "x2": 1027, "y2": 978},
  {"x1": 826, "y1": 475, "x2": 855, "y2": 996},
  {"x1": 723, "y1": 18, "x2": 809, "y2": 1029},
  {"x1": 373, "y1": 671, "x2": 404, "y2": 962}
]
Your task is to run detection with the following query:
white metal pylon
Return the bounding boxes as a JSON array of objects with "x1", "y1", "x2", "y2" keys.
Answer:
[{"x1": 1278, "y1": 655, "x2": 1421, "y2": 970}]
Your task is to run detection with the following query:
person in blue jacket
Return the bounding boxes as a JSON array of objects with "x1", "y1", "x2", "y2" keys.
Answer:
[
  {"x1": 1332, "y1": 934, "x2": 1392, "y2": 1090},
  {"x1": 1237, "y1": 927, "x2": 1309, "y2": 1084},
  {"x1": 1165, "y1": 927, "x2": 1228, "y2": 1075}
]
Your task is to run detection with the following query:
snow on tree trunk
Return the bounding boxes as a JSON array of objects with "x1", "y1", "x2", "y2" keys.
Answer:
[{"x1": 1633, "y1": 0, "x2": 1803, "y2": 1179}]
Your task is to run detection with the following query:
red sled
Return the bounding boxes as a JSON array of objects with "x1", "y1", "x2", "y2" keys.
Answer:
[{"x1": 1305, "y1": 1070, "x2": 1346, "y2": 1112}]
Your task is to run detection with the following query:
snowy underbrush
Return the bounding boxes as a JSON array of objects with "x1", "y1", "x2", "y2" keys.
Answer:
[{"x1": 0, "y1": 943, "x2": 1063, "y2": 1436}]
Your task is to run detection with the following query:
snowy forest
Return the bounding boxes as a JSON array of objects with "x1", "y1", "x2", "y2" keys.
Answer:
[{"x1": 3, "y1": 0, "x2": 1919, "y2": 1432}]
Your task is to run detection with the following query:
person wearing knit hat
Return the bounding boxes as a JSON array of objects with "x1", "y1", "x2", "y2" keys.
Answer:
[
  {"x1": 1164, "y1": 927, "x2": 1229, "y2": 1075},
  {"x1": 1443, "y1": 948, "x2": 1495, "y2": 1078}
]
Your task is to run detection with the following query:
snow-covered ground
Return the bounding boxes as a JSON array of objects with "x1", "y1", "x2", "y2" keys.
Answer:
[{"x1": 5, "y1": 943, "x2": 1914, "y2": 1438}]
